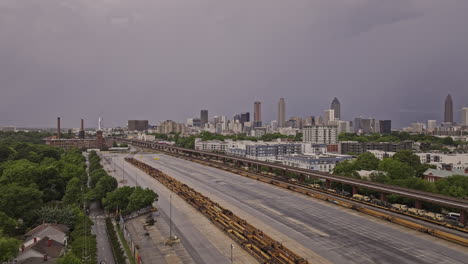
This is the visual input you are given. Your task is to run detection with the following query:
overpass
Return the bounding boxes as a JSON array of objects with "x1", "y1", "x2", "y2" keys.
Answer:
[{"x1": 118, "y1": 138, "x2": 468, "y2": 225}]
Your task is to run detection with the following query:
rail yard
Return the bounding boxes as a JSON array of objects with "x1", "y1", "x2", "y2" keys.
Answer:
[
  {"x1": 126, "y1": 157, "x2": 308, "y2": 264},
  {"x1": 119, "y1": 139, "x2": 468, "y2": 226},
  {"x1": 103, "y1": 149, "x2": 468, "y2": 264}
]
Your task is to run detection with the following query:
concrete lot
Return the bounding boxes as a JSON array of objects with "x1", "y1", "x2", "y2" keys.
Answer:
[
  {"x1": 126, "y1": 153, "x2": 468, "y2": 264},
  {"x1": 102, "y1": 153, "x2": 258, "y2": 264}
]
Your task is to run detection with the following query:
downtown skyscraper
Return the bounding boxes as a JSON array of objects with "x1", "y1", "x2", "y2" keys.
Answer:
[
  {"x1": 331, "y1": 97, "x2": 341, "y2": 120},
  {"x1": 278, "y1": 98, "x2": 286, "y2": 128},
  {"x1": 444, "y1": 94, "x2": 453, "y2": 123},
  {"x1": 253, "y1": 101, "x2": 262, "y2": 127}
]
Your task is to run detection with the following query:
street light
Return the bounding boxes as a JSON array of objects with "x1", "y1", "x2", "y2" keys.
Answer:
[{"x1": 230, "y1": 244, "x2": 235, "y2": 263}]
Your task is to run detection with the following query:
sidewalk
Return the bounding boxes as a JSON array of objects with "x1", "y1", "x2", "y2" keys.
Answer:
[{"x1": 124, "y1": 212, "x2": 195, "y2": 264}]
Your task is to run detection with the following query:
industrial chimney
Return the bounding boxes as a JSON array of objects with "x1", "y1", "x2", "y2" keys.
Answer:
[
  {"x1": 57, "y1": 117, "x2": 61, "y2": 139},
  {"x1": 79, "y1": 119, "x2": 85, "y2": 139}
]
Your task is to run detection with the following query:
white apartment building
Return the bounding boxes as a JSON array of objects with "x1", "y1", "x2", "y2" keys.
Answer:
[
  {"x1": 303, "y1": 125, "x2": 338, "y2": 144},
  {"x1": 324, "y1": 109, "x2": 335, "y2": 125},
  {"x1": 427, "y1": 120, "x2": 437, "y2": 132},
  {"x1": 337, "y1": 120, "x2": 352, "y2": 134},
  {"x1": 367, "y1": 150, "x2": 396, "y2": 160},
  {"x1": 462, "y1": 107, "x2": 468, "y2": 126},
  {"x1": 194, "y1": 139, "x2": 228, "y2": 152}
]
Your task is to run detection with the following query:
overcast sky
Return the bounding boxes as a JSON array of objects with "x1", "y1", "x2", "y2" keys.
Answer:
[{"x1": 1, "y1": 0, "x2": 467, "y2": 128}]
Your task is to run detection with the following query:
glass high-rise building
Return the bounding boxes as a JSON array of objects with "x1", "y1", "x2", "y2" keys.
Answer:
[
  {"x1": 254, "y1": 101, "x2": 262, "y2": 127},
  {"x1": 331, "y1": 97, "x2": 341, "y2": 120},
  {"x1": 444, "y1": 94, "x2": 453, "y2": 123},
  {"x1": 278, "y1": 98, "x2": 286, "y2": 128}
]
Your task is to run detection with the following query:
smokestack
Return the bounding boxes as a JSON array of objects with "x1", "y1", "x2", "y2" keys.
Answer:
[
  {"x1": 78, "y1": 119, "x2": 85, "y2": 139},
  {"x1": 57, "y1": 117, "x2": 61, "y2": 139}
]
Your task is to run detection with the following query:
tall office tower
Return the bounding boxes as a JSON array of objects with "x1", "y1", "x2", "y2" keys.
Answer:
[
  {"x1": 200, "y1": 110, "x2": 208, "y2": 126},
  {"x1": 278, "y1": 98, "x2": 286, "y2": 127},
  {"x1": 254, "y1": 101, "x2": 262, "y2": 127},
  {"x1": 324, "y1": 109, "x2": 335, "y2": 125},
  {"x1": 462, "y1": 108, "x2": 468, "y2": 126},
  {"x1": 379, "y1": 120, "x2": 392, "y2": 134},
  {"x1": 444, "y1": 94, "x2": 453, "y2": 123},
  {"x1": 127, "y1": 120, "x2": 149, "y2": 131},
  {"x1": 427, "y1": 120, "x2": 437, "y2": 132},
  {"x1": 240, "y1": 112, "x2": 250, "y2": 125},
  {"x1": 331, "y1": 97, "x2": 341, "y2": 120}
]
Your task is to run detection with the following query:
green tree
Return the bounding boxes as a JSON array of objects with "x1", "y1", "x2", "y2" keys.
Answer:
[
  {"x1": 0, "y1": 145, "x2": 15, "y2": 162},
  {"x1": 442, "y1": 137, "x2": 455, "y2": 145},
  {"x1": 126, "y1": 187, "x2": 158, "y2": 214},
  {"x1": 37, "y1": 165, "x2": 66, "y2": 202},
  {"x1": 63, "y1": 177, "x2": 83, "y2": 206},
  {"x1": 0, "y1": 212, "x2": 17, "y2": 236},
  {"x1": 333, "y1": 160, "x2": 359, "y2": 178},
  {"x1": 34, "y1": 206, "x2": 78, "y2": 227},
  {"x1": 0, "y1": 233, "x2": 21, "y2": 262},
  {"x1": 378, "y1": 158, "x2": 413, "y2": 180},
  {"x1": 0, "y1": 184, "x2": 43, "y2": 219},
  {"x1": 0, "y1": 159, "x2": 39, "y2": 186},
  {"x1": 89, "y1": 169, "x2": 108, "y2": 188},
  {"x1": 435, "y1": 175, "x2": 468, "y2": 198},
  {"x1": 57, "y1": 253, "x2": 82, "y2": 264},
  {"x1": 91, "y1": 176, "x2": 118, "y2": 201},
  {"x1": 103, "y1": 186, "x2": 135, "y2": 212},
  {"x1": 354, "y1": 152, "x2": 379, "y2": 170},
  {"x1": 393, "y1": 150, "x2": 421, "y2": 169},
  {"x1": 60, "y1": 163, "x2": 86, "y2": 182}
]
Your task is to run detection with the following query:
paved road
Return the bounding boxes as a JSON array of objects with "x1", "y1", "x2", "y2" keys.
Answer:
[
  {"x1": 102, "y1": 154, "x2": 250, "y2": 264},
  {"x1": 90, "y1": 201, "x2": 115, "y2": 264},
  {"x1": 134, "y1": 153, "x2": 468, "y2": 264}
]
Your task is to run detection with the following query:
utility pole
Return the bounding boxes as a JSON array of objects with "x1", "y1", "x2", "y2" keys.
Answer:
[
  {"x1": 169, "y1": 195, "x2": 173, "y2": 239},
  {"x1": 231, "y1": 244, "x2": 235, "y2": 263}
]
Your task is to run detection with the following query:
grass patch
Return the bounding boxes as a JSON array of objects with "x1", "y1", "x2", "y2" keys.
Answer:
[
  {"x1": 115, "y1": 222, "x2": 137, "y2": 264},
  {"x1": 105, "y1": 218, "x2": 126, "y2": 264}
]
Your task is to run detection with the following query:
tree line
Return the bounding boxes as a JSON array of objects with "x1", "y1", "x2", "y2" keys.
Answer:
[{"x1": 333, "y1": 150, "x2": 468, "y2": 205}]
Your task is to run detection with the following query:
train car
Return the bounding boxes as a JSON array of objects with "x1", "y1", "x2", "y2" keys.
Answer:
[
  {"x1": 424, "y1": 212, "x2": 444, "y2": 221},
  {"x1": 447, "y1": 212, "x2": 460, "y2": 221},
  {"x1": 391, "y1": 204, "x2": 408, "y2": 212}
]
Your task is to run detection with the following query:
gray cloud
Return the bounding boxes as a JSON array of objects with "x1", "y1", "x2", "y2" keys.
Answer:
[{"x1": 1, "y1": 0, "x2": 467, "y2": 128}]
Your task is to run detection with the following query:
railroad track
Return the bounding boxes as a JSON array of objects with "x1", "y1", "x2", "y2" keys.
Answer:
[
  {"x1": 125, "y1": 157, "x2": 309, "y2": 264},
  {"x1": 151, "y1": 152, "x2": 468, "y2": 247}
]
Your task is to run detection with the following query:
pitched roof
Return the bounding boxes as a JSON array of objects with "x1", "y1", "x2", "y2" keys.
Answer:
[
  {"x1": 31, "y1": 237, "x2": 64, "y2": 258},
  {"x1": 25, "y1": 223, "x2": 69, "y2": 239},
  {"x1": 18, "y1": 257, "x2": 58, "y2": 264},
  {"x1": 423, "y1": 168, "x2": 468, "y2": 178}
]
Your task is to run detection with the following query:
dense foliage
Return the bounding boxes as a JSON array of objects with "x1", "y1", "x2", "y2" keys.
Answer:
[
  {"x1": 0, "y1": 132, "x2": 96, "y2": 262},
  {"x1": 106, "y1": 217, "x2": 126, "y2": 264},
  {"x1": 333, "y1": 150, "x2": 468, "y2": 200},
  {"x1": 338, "y1": 132, "x2": 466, "y2": 151},
  {"x1": 103, "y1": 186, "x2": 158, "y2": 215}
]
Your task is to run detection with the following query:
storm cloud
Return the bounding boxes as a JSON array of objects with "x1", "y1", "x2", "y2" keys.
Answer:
[{"x1": 1, "y1": 0, "x2": 467, "y2": 128}]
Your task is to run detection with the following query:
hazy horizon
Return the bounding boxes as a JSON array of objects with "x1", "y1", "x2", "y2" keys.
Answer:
[{"x1": 1, "y1": 0, "x2": 468, "y2": 128}]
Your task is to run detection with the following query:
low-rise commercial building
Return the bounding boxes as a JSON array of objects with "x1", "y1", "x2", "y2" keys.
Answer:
[
  {"x1": 339, "y1": 141, "x2": 413, "y2": 154},
  {"x1": 423, "y1": 168, "x2": 468, "y2": 182},
  {"x1": 282, "y1": 154, "x2": 353, "y2": 173}
]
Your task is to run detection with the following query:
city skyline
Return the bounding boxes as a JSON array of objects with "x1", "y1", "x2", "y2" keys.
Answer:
[{"x1": 1, "y1": 1, "x2": 468, "y2": 128}]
